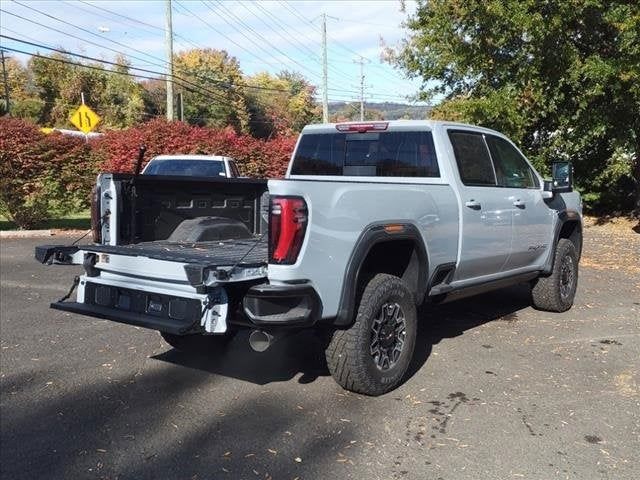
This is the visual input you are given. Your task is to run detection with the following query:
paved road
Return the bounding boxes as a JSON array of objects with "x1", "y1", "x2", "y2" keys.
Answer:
[{"x1": 1, "y1": 225, "x2": 638, "y2": 480}]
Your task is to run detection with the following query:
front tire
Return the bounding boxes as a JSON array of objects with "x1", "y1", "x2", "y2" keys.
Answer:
[
  {"x1": 325, "y1": 274, "x2": 417, "y2": 396},
  {"x1": 160, "y1": 331, "x2": 235, "y2": 353},
  {"x1": 531, "y1": 238, "x2": 579, "y2": 312}
]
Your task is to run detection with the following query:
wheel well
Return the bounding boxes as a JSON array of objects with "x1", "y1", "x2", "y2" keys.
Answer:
[
  {"x1": 559, "y1": 220, "x2": 582, "y2": 259},
  {"x1": 357, "y1": 240, "x2": 422, "y2": 304}
]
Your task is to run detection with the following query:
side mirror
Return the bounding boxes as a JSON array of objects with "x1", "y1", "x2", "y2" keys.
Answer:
[
  {"x1": 542, "y1": 161, "x2": 573, "y2": 198},
  {"x1": 551, "y1": 161, "x2": 573, "y2": 193}
]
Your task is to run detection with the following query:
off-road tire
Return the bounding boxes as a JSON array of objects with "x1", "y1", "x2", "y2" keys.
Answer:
[
  {"x1": 531, "y1": 238, "x2": 579, "y2": 312},
  {"x1": 160, "y1": 331, "x2": 234, "y2": 353},
  {"x1": 325, "y1": 274, "x2": 417, "y2": 396}
]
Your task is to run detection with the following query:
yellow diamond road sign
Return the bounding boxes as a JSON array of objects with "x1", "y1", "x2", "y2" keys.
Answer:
[{"x1": 70, "y1": 104, "x2": 101, "y2": 134}]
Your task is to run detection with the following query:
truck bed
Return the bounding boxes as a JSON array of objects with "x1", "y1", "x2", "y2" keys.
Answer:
[{"x1": 83, "y1": 237, "x2": 268, "y2": 267}]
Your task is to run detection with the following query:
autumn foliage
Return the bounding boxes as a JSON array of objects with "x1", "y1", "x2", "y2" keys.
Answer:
[
  {"x1": 0, "y1": 117, "x2": 296, "y2": 228},
  {"x1": 93, "y1": 118, "x2": 295, "y2": 178},
  {"x1": 0, "y1": 117, "x2": 95, "y2": 228}
]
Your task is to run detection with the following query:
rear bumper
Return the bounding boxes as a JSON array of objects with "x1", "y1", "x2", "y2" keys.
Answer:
[{"x1": 242, "y1": 283, "x2": 321, "y2": 327}]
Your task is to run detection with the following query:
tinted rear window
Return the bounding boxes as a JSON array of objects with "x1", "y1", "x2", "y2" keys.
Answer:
[
  {"x1": 290, "y1": 131, "x2": 439, "y2": 177},
  {"x1": 144, "y1": 159, "x2": 226, "y2": 177},
  {"x1": 448, "y1": 131, "x2": 496, "y2": 186}
]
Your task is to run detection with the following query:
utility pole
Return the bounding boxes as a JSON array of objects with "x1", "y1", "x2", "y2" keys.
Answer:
[
  {"x1": 177, "y1": 91, "x2": 184, "y2": 121},
  {"x1": 1, "y1": 50, "x2": 10, "y2": 115},
  {"x1": 165, "y1": 0, "x2": 174, "y2": 121},
  {"x1": 353, "y1": 56, "x2": 369, "y2": 121},
  {"x1": 321, "y1": 13, "x2": 328, "y2": 123}
]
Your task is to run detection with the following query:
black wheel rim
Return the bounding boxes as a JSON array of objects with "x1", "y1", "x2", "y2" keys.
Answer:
[
  {"x1": 559, "y1": 255, "x2": 575, "y2": 300},
  {"x1": 370, "y1": 302, "x2": 406, "y2": 371}
]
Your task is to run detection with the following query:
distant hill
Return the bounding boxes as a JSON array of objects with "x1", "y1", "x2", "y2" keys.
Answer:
[{"x1": 328, "y1": 101, "x2": 432, "y2": 121}]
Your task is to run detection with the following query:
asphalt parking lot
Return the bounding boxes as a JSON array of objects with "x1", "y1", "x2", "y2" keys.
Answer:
[{"x1": 1, "y1": 221, "x2": 638, "y2": 480}]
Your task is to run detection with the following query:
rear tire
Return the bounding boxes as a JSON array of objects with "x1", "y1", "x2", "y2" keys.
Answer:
[
  {"x1": 160, "y1": 331, "x2": 234, "y2": 353},
  {"x1": 531, "y1": 238, "x2": 579, "y2": 312},
  {"x1": 325, "y1": 274, "x2": 417, "y2": 396}
]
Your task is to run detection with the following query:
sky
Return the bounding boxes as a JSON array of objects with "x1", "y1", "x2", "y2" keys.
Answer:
[{"x1": 0, "y1": 0, "x2": 429, "y2": 106}]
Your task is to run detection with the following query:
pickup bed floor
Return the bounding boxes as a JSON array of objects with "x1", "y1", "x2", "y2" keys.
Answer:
[{"x1": 84, "y1": 237, "x2": 268, "y2": 267}]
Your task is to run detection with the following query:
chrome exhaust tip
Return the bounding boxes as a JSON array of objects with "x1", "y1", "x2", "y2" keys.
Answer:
[{"x1": 249, "y1": 330, "x2": 274, "y2": 352}]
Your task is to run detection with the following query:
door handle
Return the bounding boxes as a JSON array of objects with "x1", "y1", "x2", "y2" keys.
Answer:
[
  {"x1": 513, "y1": 199, "x2": 526, "y2": 209},
  {"x1": 465, "y1": 200, "x2": 481, "y2": 210}
]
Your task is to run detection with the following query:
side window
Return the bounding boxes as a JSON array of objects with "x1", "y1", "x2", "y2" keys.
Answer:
[
  {"x1": 290, "y1": 133, "x2": 344, "y2": 175},
  {"x1": 229, "y1": 160, "x2": 240, "y2": 177},
  {"x1": 448, "y1": 131, "x2": 496, "y2": 186},
  {"x1": 486, "y1": 136, "x2": 539, "y2": 188}
]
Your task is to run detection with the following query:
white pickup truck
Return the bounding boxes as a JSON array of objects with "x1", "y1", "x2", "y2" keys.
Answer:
[{"x1": 36, "y1": 120, "x2": 582, "y2": 396}]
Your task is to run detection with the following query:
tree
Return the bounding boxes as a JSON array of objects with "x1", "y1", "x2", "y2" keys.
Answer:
[
  {"x1": 29, "y1": 53, "x2": 74, "y2": 125},
  {"x1": 98, "y1": 56, "x2": 146, "y2": 128},
  {"x1": 28, "y1": 53, "x2": 146, "y2": 129},
  {"x1": 245, "y1": 71, "x2": 320, "y2": 138},
  {"x1": 140, "y1": 79, "x2": 166, "y2": 119},
  {"x1": 389, "y1": 0, "x2": 640, "y2": 213},
  {"x1": 0, "y1": 55, "x2": 44, "y2": 121},
  {"x1": 330, "y1": 102, "x2": 385, "y2": 122},
  {"x1": 173, "y1": 48, "x2": 250, "y2": 133}
]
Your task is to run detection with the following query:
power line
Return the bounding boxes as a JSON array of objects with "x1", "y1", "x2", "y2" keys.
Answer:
[
  {"x1": 236, "y1": 1, "x2": 355, "y2": 85},
  {"x1": 10, "y1": 1, "x2": 171, "y2": 71},
  {"x1": 205, "y1": 0, "x2": 323, "y2": 81},
  {"x1": 0, "y1": 35, "x2": 333, "y2": 121},
  {"x1": 280, "y1": 1, "x2": 414, "y2": 87},
  {"x1": 1, "y1": 8, "x2": 169, "y2": 72},
  {"x1": 0, "y1": 37, "x2": 235, "y2": 106},
  {"x1": 3, "y1": 2, "x2": 415, "y2": 105},
  {"x1": 172, "y1": 0, "x2": 285, "y2": 74},
  {"x1": 74, "y1": 0, "x2": 207, "y2": 52}
]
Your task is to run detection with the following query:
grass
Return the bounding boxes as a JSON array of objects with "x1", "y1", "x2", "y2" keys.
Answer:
[{"x1": 0, "y1": 210, "x2": 91, "y2": 231}]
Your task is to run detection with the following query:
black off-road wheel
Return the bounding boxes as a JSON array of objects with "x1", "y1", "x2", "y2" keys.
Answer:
[
  {"x1": 160, "y1": 331, "x2": 235, "y2": 353},
  {"x1": 531, "y1": 238, "x2": 579, "y2": 312},
  {"x1": 325, "y1": 274, "x2": 417, "y2": 396}
]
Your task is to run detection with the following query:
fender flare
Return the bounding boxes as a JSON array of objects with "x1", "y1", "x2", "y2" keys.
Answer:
[
  {"x1": 332, "y1": 222, "x2": 429, "y2": 327},
  {"x1": 542, "y1": 210, "x2": 582, "y2": 275}
]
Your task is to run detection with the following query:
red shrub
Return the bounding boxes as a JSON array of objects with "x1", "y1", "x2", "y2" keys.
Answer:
[
  {"x1": 0, "y1": 117, "x2": 94, "y2": 228},
  {"x1": 94, "y1": 118, "x2": 296, "y2": 178}
]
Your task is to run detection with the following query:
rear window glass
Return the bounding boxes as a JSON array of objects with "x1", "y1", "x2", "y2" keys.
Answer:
[
  {"x1": 144, "y1": 159, "x2": 226, "y2": 177},
  {"x1": 290, "y1": 131, "x2": 440, "y2": 177},
  {"x1": 448, "y1": 131, "x2": 497, "y2": 186}
]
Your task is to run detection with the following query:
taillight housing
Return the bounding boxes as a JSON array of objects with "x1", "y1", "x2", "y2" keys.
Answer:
[
  {"x1": 269, "y1": 196, "x2": 308, "y2": 265},
  {"x1": 90, "y1": 184, "x2": 102, "y2": 243}
]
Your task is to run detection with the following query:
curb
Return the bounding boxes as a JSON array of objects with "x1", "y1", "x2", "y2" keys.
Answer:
[{"x1": 1, "y1": 229, "x2": 53, "y2": 238}]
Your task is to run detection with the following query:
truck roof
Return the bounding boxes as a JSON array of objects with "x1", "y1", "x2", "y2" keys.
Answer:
[
  {"x1": 151, "y1": 154, "x2": 233, "y2": 162},
  {"x1": 301, "y1": 120, "x2": 503, "y2": 136}
]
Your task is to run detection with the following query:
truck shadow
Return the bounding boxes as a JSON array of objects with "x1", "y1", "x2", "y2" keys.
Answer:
[
  {"x1": 152, "y1": 328, "x2": 330, "y2": 386},
  {"x1": 154, "y1": 283, "x2": 533, "y2": 389},
  {"x1": 405, "y1": 283, "x2": 533, "y2": 382}
]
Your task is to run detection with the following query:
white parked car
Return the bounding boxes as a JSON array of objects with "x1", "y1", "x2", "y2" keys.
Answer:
[{"x1": 141, "y1": 154, "x2": 241, "y2": 178}]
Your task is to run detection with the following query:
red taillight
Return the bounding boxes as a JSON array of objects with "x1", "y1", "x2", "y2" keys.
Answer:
[
  {"x1": 269, "y1": 196, "x2": 308, "y2": 264},
  {"x1": 335, "y1": 122, "x2": 388, "y2": 133}
]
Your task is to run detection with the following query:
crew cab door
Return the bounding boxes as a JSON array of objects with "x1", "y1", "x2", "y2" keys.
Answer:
[
  {"x1": 484, "y1": 135, "x2": 553, "y2": 270},
  {"x1": 447, "y1": 130, "x2": 512, "y2": 281}
]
